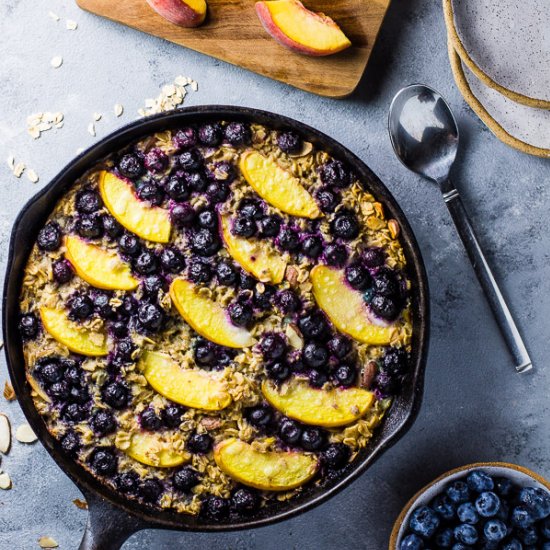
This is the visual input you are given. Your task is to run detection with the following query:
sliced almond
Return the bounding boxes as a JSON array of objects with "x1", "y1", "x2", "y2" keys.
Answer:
[
  {"x1": 38, "y1": 536, "x2": 58, "y2": 548},
  {"x1": 288, "y1": 141, "x2": 313, "y2": 158},
  {"x1": 15, "y1": 423, "x2": 37, "y2": 444},
  {"x1": 3, "y1": 382, "x2": 15, "y2": 402},
  {"x1": 50, "y1": 56, "x2": 63, "y2": 69},
  {"x1": 66, "y1": 19, "x2": 78, "y2": 30},
  {"x1": 0, "y1": 472, "x2": 11, "y2": 489},
  {"x1": 27, "y1": 169, "x2": 39, "y2": 183},
  {"x1": 27, "y1": 374, "x2": 51, "y2": 403},
  {"x1": 0, "y1": 414, "x2": 11, "y2": 454},
  {"x1": 285, "y1": 323, "x2": 304, "y2": 350},
  {"x1": 114, "y1": 103, "x2": 124, "y2": 117}
]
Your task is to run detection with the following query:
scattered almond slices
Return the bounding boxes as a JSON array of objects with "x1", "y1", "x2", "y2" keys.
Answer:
[
  {"x1": 48, "y1": 11, "x2": 60, "y2": 22},
  {"x1": 27, "y1": 169, "x2": 39, "y2": 183},
  {"x1": 27, "y1": 112, "x2": 64, "y2": 139},
  {"x1": 138, "y1": 75, "x2": 197, "y2": 117},
  {"x1": 66, "y1": 19, "x2": 78, "y2": 30},
  {"x1": 0, "y1": 414, "x2": 11, "y2": 454},
  {"x1": 3, "y1": 382, "x2": 15, "y2": 402},
  {"x1": 114, "y1": 103, "x2": 124, "y2": 117},
  {"x1": 15, "y1": 423, "x2": 37, "y2": 444},
  {"x1": 93, "y1": 112, "x2": 102, "y2": 121},
  {"x1": 88, "y1": 122, "x2": 96, "y2": 137},
  {"x1": 38, "y1": 536, "x2": 59, "y2": 548},
  {"x1": 50, "y1": 56, "x2": 63, "y2": 69},
  {"x1": 0, "y1": 472, "x2": 12, "y2": 490}
]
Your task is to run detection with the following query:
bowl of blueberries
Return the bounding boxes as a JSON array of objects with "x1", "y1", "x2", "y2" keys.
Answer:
[{"x1": 390, "y1": 462, "x2": 550, "y2": 549}]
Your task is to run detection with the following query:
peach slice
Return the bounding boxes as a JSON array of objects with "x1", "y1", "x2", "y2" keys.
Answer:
[
  {"x1": 139, "y1": 351, "x2": 231, "y2": 411},
  {"x1": 145, "y1": 0, "x2": 207, "y2": 27},
  {"x1": 311, "y1": 265, "x2": 394, "y2": 346},
  {"x1": 214, "y1": 438, "x2": 318, "y2": 491},
  {"x1": 220, "y1": 214, "x2": 287, "y2": 284},
  {"x1": 125, "y1": 431, "x2": 190, "y2": 468},
  {"x1": 239, "y1": 151, "x2": 321, "y2": 219},
  {"x1": 65, "y1": 235, "x2": 138, "y2": 291},
  {"x1": 99, "y1": 171, "x2": 171, "y2": 243},
  {"x1": 39, "y1": 307, "x2": 108, "y2": 356},
  {"x1": 169, "y1": 278, "x2": 255, "y2": 348},
  {"x1": 255, "y1": 0, "x2": 351, "y2": 57},
  {"x1": 262, "y1": 378, "x2": 375, "y2": 428}
]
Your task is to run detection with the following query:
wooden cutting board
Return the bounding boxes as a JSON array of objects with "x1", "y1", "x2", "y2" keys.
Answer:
[{"x1": 76, "y1": 0, "x2": 391, "y2": 97}]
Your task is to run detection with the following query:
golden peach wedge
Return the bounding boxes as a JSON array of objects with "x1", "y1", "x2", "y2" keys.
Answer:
[
  {"x1": 125, "y1": 431, "x2": 190, "y2": 468},
  {"x1": 65, "y1": 235, "x2": 138, "y2": 291},
  {"x1": 239, "y1": 150, "x2": 321, "y2": 219},
  {"x1": 220, "y1": 214, "x2": 287, "y2": 284},
  {"x1": 214, "y1": 438, "x2": 318, "y2": 491},
  {"x1": 255, "y1": 0, "x2": 351, "y2": 57},
  {"x1": 311, "y1": 265, "x2": 394, "y2": 345},
  {"x1": 99, "y1": 171, "x2": 171, "y2": 243},
  {"x1": 39, "y1": 306, "x2": 108, "y2": 356},
  {"x1": 169, "y1": 278, "x2": 255, "y2": 348},
  {"x1": 139, "y1": 351, "x2": 231, "y2": 411},
  {"x1": 262, "y1": 378, "x2": 375, "y2": 428},
  {"x1": 146, "y1": 0, "x2": 207, "y2": 28}
]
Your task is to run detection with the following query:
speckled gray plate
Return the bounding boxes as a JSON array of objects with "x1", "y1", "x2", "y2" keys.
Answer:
[{"x1": 444, "y1": 0, "x2": 550, "y2": 109}]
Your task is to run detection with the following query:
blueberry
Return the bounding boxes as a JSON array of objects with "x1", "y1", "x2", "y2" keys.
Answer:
[
  {"x1": 303, "y1": 342, "x2": 329, "y2": 369},
  {"x1": 173, "y1": 466, "x2": 200, "y2": 492},
  {"x1": 69, "y1": 385, "x2": 90, "y2": 405},
  {"x1": 483, "y1": 519, "x2": 507, "y2": 542},
  {"x1": 141, "y1": 408, "x2": 162, "y2": 431},
  {"x1": 431, "y1": 494, "x2": 456, "y2": 520},
  {"x1": 76, "y1": 214, "x2": 103, "y2": 239},
  {"x1": 137, "y1": 181, "x2": 164, "y2": 205},
  {"x1": 134, "y1": 249, "x2": 159, "y2": 275},
  {"x1": 363, "y1": 247, "x2": 386, "y2": 268},
  {"x1": 119, "y1": 233, "x2": 141, "y2": 256},
  {"x1": 399, "y1": 534, "x2": 424, "y2": 550},
  {"x1": 76, "y1": 189, "x2": 102, "y2": 213},
  {"x1": 516, "y1": 525, "x2": 539, "y2": 545},
  {"x1": 48, "y1": 380, "x2": 70, "y2": 401},
  {"x1": 162, "y1": 405, "x2": 184, "y2": 428},
  {"x1": 276, "y1": 290, "x2": 301, "y2": 314},
  {"x1": 19, "y1": 313, "x2": 39, "y2": 340},
  {"x1": 518, "y1": 486, "x2": 550, "y2": 520},
  {"x1": 171, "y1": 203, "x2": 196, "y2": 227},
  {"x1": 239, "y1": 272, "x2": 256, "y2": 290},
  {"x1": 372, "y1": 268, "x2": 399, "y2": 297},
  {"x1": 253, "y1": 285, "x2": 275, "y2": 310},
  {"x1": 37, "y1": 222, "x2": 62, "y2": 251},
  {"x1": 541, "y1": 516, "x2": 550, "y2": 538},
  {"x1": 231, "y1": 488, "x2": 258, "y2": 515},
  {"x1": 188, "y1": 170, "x2": 210, "y2": 192},
  {"x1": 260, "y1": 333, "x2": 286, "y2": 360},
  {"x1": 216, "y1": 261, "x2": 238, "y2": 286},
  {"x1": 52, "y1": 259, "x2": 74, "y2": 284},
  {"x1": 198, "y1": 123, "x2": 222, "y2": 147},
  {"x1": 188, "y1": 260, "x2": 212, "y2": 284},
  {"x1": 277, "y1": 227, "x2": 300, "y2": 251},
  {"x1": 203, "y1": 495, "x2": 230, "y2": 520},
  {"x1": 238, "y1": 198, "x2": 264, "y2": 220},
  {"x1": 144, "y1": 148, "x2": 168, "y2": 173},
  {"x1": 501, "y1": 539, "x2": 523, "y2": 550},
  {"x1": 476, "y1": 491, "x2": 501, "y2": 517},
  {"x1": 258, "y1": 215, "x2": 282, "y2": 238},
  {"x1": 228, "y1": 301, "x2": 253, "y2": 327},
  {"x1": 141, "y1": 274, "x2": 166, "y2": 298},
  {"x1": 160, "y1": 247, "x2": 185, "y2": 273},
  {"x1": 137, "y1": 302, "x2": 164, "y2": 332},
  {"x1": 323, "y1": 243, "x2": 348, "y2": 267},
  {"x1": 139, "y1": 478, "x2": 163, "y2": 503},
  {"x1": 308, "y1": 369, "x2": 328, "y2": 388},
  {"x1": 453, "y1": 524, "x2": 478, "y2": 545},
  {"x1": 224, "y1": 122, "x2": 251, "y2": 146},
  {"x1": 191, "y1": 229, "x2": 221, "y2": 257},
  {"x1": 93, "y1": 292, "x2": 115, "y2": 319},
  {"x1": 457, "y1": 502, "x2": 479, "y2": 524},
  {"x1": 89, "y1": 448, "x2": 118, "y2": 476},
  {"x1": 319, "y1": 159, "x2": 352, "y2": 188},
  {"x1": 434, "y1": 528, "x2": 454, "y2": 548},
  {"x1": 62, "y1": 402, "x2": 89, "y2": 422},
  {"x1": 494, "y1": 477, "x2": 514, "y2": 497},
  {"x1": 119, "y1": 295, "x2": 138, "y2": 317},
  {"x1": 102, "y1": 215, "x2": 123, "y2": 239},
  {"x1": 63, "y1": 362, "x2": 83, "y2": 385},
  {"x1": 328, "y1": 334, "x2": 352, "y2": 359},
  {"x1": 232, "y1": 215, "x2": 256, "y2": 238},
  {"x1": 322, "y1": 443, "x2": 350, "y2": 469},
  {"x1": 173, "y1": 127, "x2": 197, "y2": 150},
  {"x1": 246, "y1": 405, "x2": 273, "y2": 429},
  {"x1": 315, "y1": 188, "x2": 339, "y2": 213},
  {"x1": 382, "y1": 348, "x2": 409, "y2": 376},
  {"x1": 279, "y1": 418, "x2": 302, "y2": 445},
  {"x1": 118, "y1": 153, "x2": 144, "y2": 179},
  {"x1": 447, "y1": 480, "x2": 470, "y2": 503},
  {"x1": 277, "y1": 131, "x2": 302, "y2": 154},
  {"x1": 331, "y1": 211, "x2": 359, "y2": 240},
  {"x1": 298, "y1": 311, "x2": 329, "y2": 340},
  {"x1": 300, "y1": 427, "x2": 326, "y2": 451},
  {"x1": 333, "y1": 364, "x2": 356, "y2": 387},
  {"x1": 301, "y1": 235, "x2": 323, "y2": 258},
  {"x1": 266, "y1": 361, "x2": 290, "y2": 382},
  {"x1": 116, "y1": 471, "x2": 140, "y2": 494},
  {"x1": 408, "y1": 506, "x2": 441, "y2": 538},
  {"x1": 206, "y1": 182, "x2": 229, "y2": 203},
  {"x1": 70, "y1": 294, "x2": 94, "y2": 320},
  {"x1": 177, "y1": 149, "x2": 203, "y2": 171},
  {"x1": 467, "y1": 470, "x2": 495, "y2": 492},
  {"x1": 165, "y1": 174, "x2": 190, "y2": 202},
  {"x1": 187, "y1": 432, "x2": 212, "y2": 454},
  {"x1": 511, "y1": 505, "x2": 535, "y2": 528},
  {"x1": 60, "y1": 431, "x2": 80, "y2": 456},
  {"x1": 370, "y1": 294, "x2": 401, "y2": 320},
  {"x1": 90, "y1": 410, "x2": 117, "y2": 436},
  {"x1": 211, "y1": 161, "x2": 236, "y2": 184},
  {"x1": 345, "y1": 264, "x2": 371, "y2": 290},
  {"x1": 102, "y1": 381, "x2": 130, "y2": 409},
  {"x1": 375, "y1": 370, "x2": 397, "y2": 395}
]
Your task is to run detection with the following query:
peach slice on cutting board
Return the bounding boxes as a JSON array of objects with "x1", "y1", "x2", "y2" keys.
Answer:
[
  {"x1": 311, "y1": 265, "x2": 394, "y2": 345},
  {"x1": 125, "y1": 431, "x2": 191, "y2": 467},
  {"x1": 255, "y1": 0, "x2": 351, "y2": 57},
  {"x1": 145, "y1": 0, "x2": 207, "y2": 28},
  {"x1": 169, "y1": 278, "x2": 256, "y2": 348},
  {"x1": 214, "y1": 438, "x2": 318, "y2": 491},
  {"x1": 139, "y1": 351, "x2": 231, "y2": 411},
  {"x1": 239, "y1": 150, "x2": 321, "y2": 219},
  {"x1": 220, "y1": 214, "x2": 287, "y2": 284},
  {"x1": 262, "y1": 378, "x2": 375, "y2": 428},
  {"x1": 39, "y1": 306, "x2": 108, "y2": 356},
  {"x1": 65, "y1": 235, "x2": 138, "y2": 291},
  {"x1": 99, "y1": 171, "x2": 171, "y2": 243}
]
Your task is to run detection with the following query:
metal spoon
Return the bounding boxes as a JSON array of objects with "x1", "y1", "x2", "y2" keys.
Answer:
[{"x1": 388, "y1": 84, "x2": 532, "y2": 373}]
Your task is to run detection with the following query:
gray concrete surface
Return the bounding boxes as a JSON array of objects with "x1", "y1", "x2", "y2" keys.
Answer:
[{"x1": 1, "y1": 0, "x2": 549, "y2": 548}]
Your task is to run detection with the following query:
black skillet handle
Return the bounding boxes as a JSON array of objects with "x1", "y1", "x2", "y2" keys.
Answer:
[{"x1": 79, "y1": 491, "x2": 148, "y2": 550}]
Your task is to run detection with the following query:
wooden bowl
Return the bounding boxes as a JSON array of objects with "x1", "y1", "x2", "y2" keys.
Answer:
[{"x1": 389, "y1": 462, "x2": 550, "y2": 549}]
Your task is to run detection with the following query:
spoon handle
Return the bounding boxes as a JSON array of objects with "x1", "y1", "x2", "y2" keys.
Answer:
[{"x1": 441, "y1": 180, "x2": 532, "y2": 373}]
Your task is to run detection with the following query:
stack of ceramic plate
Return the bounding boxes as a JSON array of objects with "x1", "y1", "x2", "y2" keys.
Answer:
[{"x1": 443, "y1": 0, "x2": 550, "y2": 158}]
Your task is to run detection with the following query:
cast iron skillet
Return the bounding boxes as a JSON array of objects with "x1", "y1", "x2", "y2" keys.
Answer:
[{"x1": 3, "y1": 106, "x2": 430, "y2": 550}]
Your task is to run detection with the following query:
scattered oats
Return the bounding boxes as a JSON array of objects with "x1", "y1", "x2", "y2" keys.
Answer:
[
  {"x1": 13, "y1": 162, "x2": 25, "y2": 178},
  {"x1": 139, "y1": 75, "x2": 197, "y2": 117},
  {"x1": 93, "y1": 112, "x2": 102, "y2": 121},
  {"x1": 0, "y1": 415, "x2": 10, "y2": 454},
  {"x1": 73, "y1": 498, "x2": 88, "y2": 510},
  {"x1": 88, "y1": 122, "x2": 96, "y2": 137},
  {"x1": 27, "y1": 112, "x2": 64, "y2": 138},
  {"x1": 0, "y1": 472, "x2": 11, "y2": 490},
  {"x1": 3, "y1": 382, "x2": 15, "y2": 402},
  {"x1": 50, "y1": 56, "x2": 63, "y2": 69},
  {"x1": 38, "y1": 536, "x2": 58, "y2": 548},
  {"x1": 6, "y1": 155, "x2": 15, "y2": 171},
  {"x1": 27, "y1": 169, "x2": 39, "y2": 183},
  {"x1": 15, "y1": 423, "x2": 37, "y2": 444},
  {"x1": 55, "y1": 122, "x2": 64, "y2": 129},
  {"x1": 48, "y1": 11, "x2": 60, "y2": 22},
  {"x1": 114, "y1": 103, "x2": 124, "y2": 117},
  {"x1": 28, "y1": 127, "x2": 41, "y2": 139},
  {"x1": 66, "y1": 19, "x2": 78, "y2": 30},
  {"x1": 76, "y1": 147, "x2": 84, "y2": 154},
  {"x1": 191, "y1": 80, "x2": 198, "y2": 92},
  {"x1": 54, "y1": 112, "x2": 64, "y2": 123}
]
